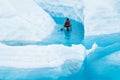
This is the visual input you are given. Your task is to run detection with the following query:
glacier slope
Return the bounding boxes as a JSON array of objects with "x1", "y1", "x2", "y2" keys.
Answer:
[
  {"x1": 0, "y1": 0, "x2": 55, "y2": 41},
  {"x1": 84, "y1": 0, "x2": 120, "y2": 36}
]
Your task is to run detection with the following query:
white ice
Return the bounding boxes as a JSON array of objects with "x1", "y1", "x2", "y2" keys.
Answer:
[
  {"x1": 0, "y1": 43, "x2": 85, "y2": 68},
  {"x1": 0, "y1": 1, "x2": 120, "y2": 79},
  {"x1": 35, "y1": 0, "x2": 120, "y2": 36},
  {"x1": 34, "y1": 0, "x2": 84, "y2": 22},
  {"x1": 84, "y1": 0, "x2": 120, "y2": 36},
  {"x1": 0, "y1": 0, "x2": 55, "y2": 41}
]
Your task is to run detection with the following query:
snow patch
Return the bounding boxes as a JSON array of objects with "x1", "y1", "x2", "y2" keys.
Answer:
[{"x1": 86, "y1": 43, "x2": 98, "y2": 55}]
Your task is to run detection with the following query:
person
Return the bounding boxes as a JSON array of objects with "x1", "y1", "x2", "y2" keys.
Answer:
[{"x1": 64, "y1": 18, "x2": 72, "y2": 31}]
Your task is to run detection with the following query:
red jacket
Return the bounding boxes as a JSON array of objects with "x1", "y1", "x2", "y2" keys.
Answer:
[{"x1": 64, "y1": 20, "x2": 71, "y2": 27}]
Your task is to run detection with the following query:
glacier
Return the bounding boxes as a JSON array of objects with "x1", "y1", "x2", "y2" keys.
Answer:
[
  {"x1": 34, "y1": 0, "x2": 84, "y2": 22},
  {"x1": 0, "y1": 0, "x2": 85, "y2": 80},
  {"x1": 84, "y1": 0, "x2": 120, "y2": 36},
  {"x1": 0, "y1": 0, "x2": 55, "y2": 41},
  {"x1": 0, "y1": 43, "x2": 85, "y2": 68},
  {"x1": 0, "y1": 0, "x2": 120, "y2": 80},
  {"x1": 35, "y1": 0, "x2": 120, "y2": 36}
]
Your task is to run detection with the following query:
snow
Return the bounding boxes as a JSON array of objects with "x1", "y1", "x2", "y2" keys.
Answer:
[
  {"x1": 86, "y1": 43, "x2": 98, "y2": 55},
  {"x1": 0, "y1": 0, "x2": 56, "y2": 41},
  {"x1": 0, "y1": 43, "x2": 85, "y2": 68},
  {"x1": 84, "y1": 0, "x2": 120, "y2": 36}
]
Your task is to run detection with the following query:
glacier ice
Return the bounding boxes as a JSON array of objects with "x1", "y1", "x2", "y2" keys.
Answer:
[
  {"x1": 34, "y1": 0, "x2": 84, "y2": 22},
  {"x1": 35, "y1": 0, "x2": 120, "y2": 36},
  {"x1": 0, "y1": 43, "x2": 85, "y2": 79},
  {"x1": 0, "y1": 0, "x2": 56, "y2": 41},
  {"x1": 83, "y1": 42, "x2": 120, "y2": 80},
  {"x1": 0, "y1": 43, "x2": 85, "y2": 68},
  {"x1": 0, "y1": 0, "x2": 120, "y2": 80},
  {"x1": 84, "y1": 0, "x2": 120, "y2": 36}
]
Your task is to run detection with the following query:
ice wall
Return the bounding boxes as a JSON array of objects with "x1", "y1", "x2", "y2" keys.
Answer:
[
  {"x1": 35, "y1": 0, "x2": 120, "y2": 36},
  {"x1": 34, "y1": 0, "x2": 84, "y2": 22},
  {"x1": 0, "y1": 0, "x2": 55, "y2": 41},
  {"x1": 84, "y1": 42, "x2": 120, "y2": 80}
]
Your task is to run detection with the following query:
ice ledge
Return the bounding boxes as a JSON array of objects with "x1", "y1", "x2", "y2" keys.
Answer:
[{"x1": 0, "y1": 43, "x2": 85, "y2": 68}]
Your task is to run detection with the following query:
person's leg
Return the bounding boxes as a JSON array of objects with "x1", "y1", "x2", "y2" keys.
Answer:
[{"x1": 66, "y1": 27, "x2": 69, "y2": 31}]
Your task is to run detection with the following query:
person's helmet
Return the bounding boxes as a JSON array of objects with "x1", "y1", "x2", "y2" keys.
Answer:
[{"x1": 66, "y1": 18, "x2": 69, "y2": 21}]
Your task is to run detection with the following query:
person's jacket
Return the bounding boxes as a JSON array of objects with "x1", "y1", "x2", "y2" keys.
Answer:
[{"x1": 64, "y1": 20, "x2": 71, "y2": 27}]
